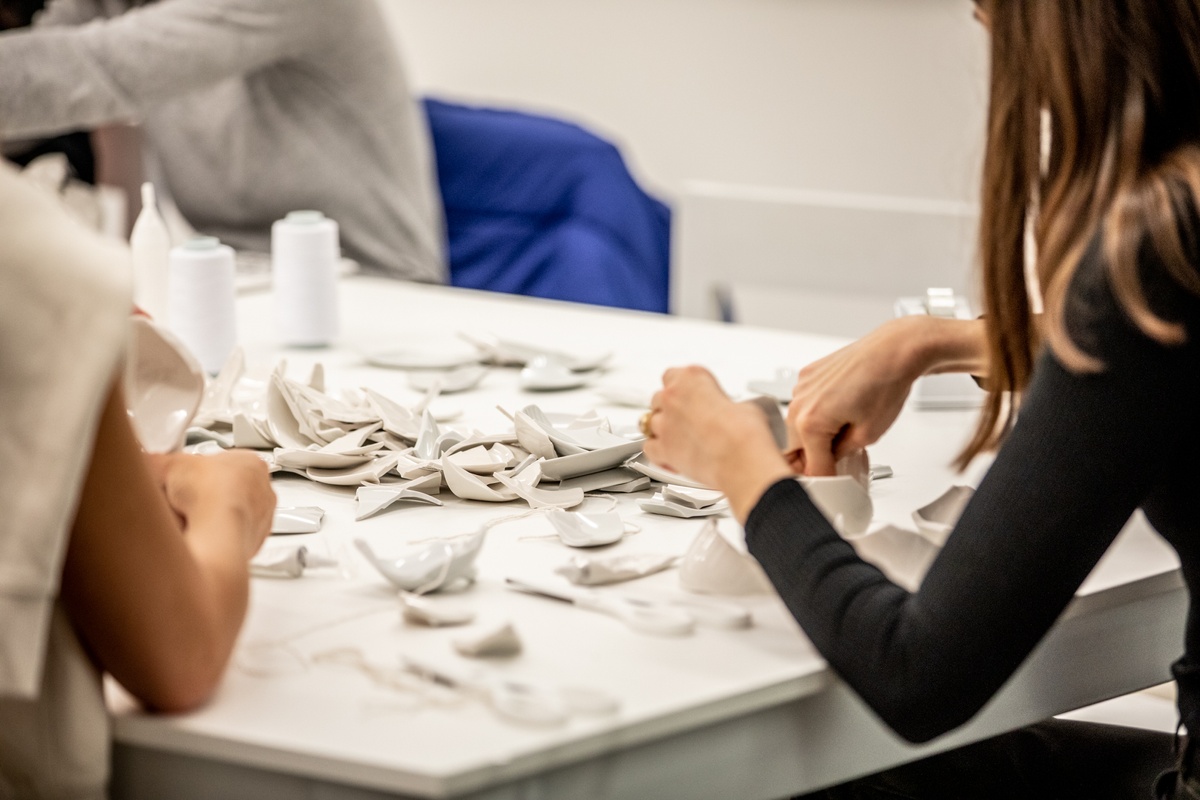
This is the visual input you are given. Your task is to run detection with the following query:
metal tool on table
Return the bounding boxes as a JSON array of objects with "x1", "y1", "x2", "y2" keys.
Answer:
[{"x1": 505, "y1": 577, "x2": 695, "y2": 636}]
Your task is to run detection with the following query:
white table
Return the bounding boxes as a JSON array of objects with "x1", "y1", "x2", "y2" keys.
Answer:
[{"x1": 110, "y1": 278, "x2": 1186, "y2": 800}]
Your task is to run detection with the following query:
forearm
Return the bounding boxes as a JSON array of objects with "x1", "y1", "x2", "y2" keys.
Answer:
[
  {"x1": 902, "y1": 315, "x2": 989, "y2": 377},
  {"x1": 63, "y1": 380, "x2": 254, "y2": 712}
]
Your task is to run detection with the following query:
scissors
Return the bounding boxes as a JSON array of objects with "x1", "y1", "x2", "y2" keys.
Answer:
[{"x1": 505, "y1": 577, "x2": 695, "y2": 636}]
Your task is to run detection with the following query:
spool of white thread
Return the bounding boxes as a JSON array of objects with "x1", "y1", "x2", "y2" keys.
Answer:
[
  {"x1": 167, "y1": 236, "x2": 238, "y2": 374},
  {"x1": 272, "y1": 210, "x2": 340, "y2": 347}
]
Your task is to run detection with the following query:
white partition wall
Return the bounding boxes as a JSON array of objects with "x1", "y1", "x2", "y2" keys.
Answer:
[{"x1": 672, "y1": 182, "x2": 980, "y2": 337}]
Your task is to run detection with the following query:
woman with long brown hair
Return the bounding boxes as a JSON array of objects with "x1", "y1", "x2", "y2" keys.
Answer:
[{"x1": 644, "y1": 0, "x2": 1200, "y2": 795}]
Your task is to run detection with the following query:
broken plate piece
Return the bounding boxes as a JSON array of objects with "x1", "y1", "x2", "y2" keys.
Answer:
[
  {"x1": 250, "y1": 545, "x2": 338, "y2": 579},
  {"x1": 519, "y1": 357, "x2": 589, "y2": 392},
  {"x1": 399, "y1": 591, "x2": 476, "y2": 627},
  {"x1": 355, "y1": 479, "x2": 444, "y2": 521},
  {"x1": 407, "y1": 364, "x2": 488, "y2": 394},
  {"x1": 270, "y1": 506, "x2": 326, "y2": 535},
  {"x1": 639, "y1": 494, "x2": 729, "y2": 519},
  {"x1": 799, "y1": 475, "x2": 874, "y2": 536},
  {"x1": 453, "y1": 621, "x2": 523, "y2": 658},
  {"x1": 556, "y1": 552, "x2": 680, "y2": 586},
  {"x1": 539, "y1": 439, "x2": 645, "y2": 481},
  {"x1": 355, "y1": 529, "x2": 484, "y2": 594},
  {"x1": 272, "y1": 447, "x2": 378, "y2": 471},
  {"x1": 124, "y1": 316, "x2": 206, "y2": 453},
  {"x1": 624, "y1": 456, "x2": 711, "y2": 490},
  {"x1": 661, "y1": 485, "x2": 725, "y2": 509},
  {"x1": 445, "y1": 443, "x2": 515, "y2": 474},
  {"x1": 850, "y1": 524, "x2": 942, "y2": 591},
  {"x1": 460, "y1": 333, "x2": 610, "y2": 372},
  {"x1": 678, "y1": 520, "x2": 774, "y2": 596},
  {"x1": 746, "y1": 367, "x2": 797, "y2": 405},
  {"x1": 912, "y1": 485, "x2": 975, "y2": 545},
  {"x1": 545, "y1": 509, "x2": 625, "y2": 547},
  {"x1": 306, "y1": 452, "x2": 400, "y2": 486},
  {"x1": 364, "y1": 344, "x2": 480, "y2": 371},
  {"x1": 443, "y1": 458, "x2": 520, "y2": 502},
  {"x1": 493, "y1": 474, "x2": 585, "y2": 510}
]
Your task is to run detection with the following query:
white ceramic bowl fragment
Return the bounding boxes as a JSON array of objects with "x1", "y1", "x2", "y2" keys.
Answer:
[
  {"x1": 544, "y1": 509, "x2": 625, "y2": 547},
  {"x1": 453, "y1": 622, "x2": 523, "y2": 658},
  {"x1": 124, "y1": 316, "x2": 206, "y2": 453},
  {"x1": 798, "y1": 475, "x2": 874, "y2": 536},
  {"x1": 678, "y1": 520, "x2": 774, "y2": 596}
]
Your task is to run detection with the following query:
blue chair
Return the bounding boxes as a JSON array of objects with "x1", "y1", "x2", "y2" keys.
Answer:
[{"x1": 423, "y1": 98, "x2": 671, "y2": 313}]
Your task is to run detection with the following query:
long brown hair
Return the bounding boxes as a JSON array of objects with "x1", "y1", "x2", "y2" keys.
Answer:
[{"x1": 959, "y1": 0, "x2": 1200, "y2": 468}]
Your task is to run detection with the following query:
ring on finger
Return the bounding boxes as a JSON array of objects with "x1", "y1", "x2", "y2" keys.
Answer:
[{"x1": 638, "y1": 410, "x2": 656, "y2": 439}]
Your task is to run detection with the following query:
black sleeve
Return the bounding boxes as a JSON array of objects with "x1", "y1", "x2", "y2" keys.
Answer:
[{"x1": 745, "y1": 246, "x2": 1200, "y2": 743}]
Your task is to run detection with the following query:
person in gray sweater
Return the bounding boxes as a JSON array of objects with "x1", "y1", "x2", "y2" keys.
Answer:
[{"x1": 0, "y1": 0, "x2": 446, "y2": 283}]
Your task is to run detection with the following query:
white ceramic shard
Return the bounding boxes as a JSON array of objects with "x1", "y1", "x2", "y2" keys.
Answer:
[
  {"x1": 494, "y1": 474, "x2": 585, "y2": 511},
  {"x1": 850, "y1": 524, "x2": 942, "y2": 591},
  {"x1": 408, "y1": 364, "x2": 488, "y2": 394},
  {"x1": 364, "y1": 388, "x2": 421, "y2": 441},
  {"x1": 442, "y1": 458, "x2": 519, "y2": 502},
  {"x1": 233, "y1": 411, "x2": 275, "y2": 449},
  {"x1": 545, "y1": 509, "x2": 625, "y2": 546},
  {"x1": 799, "y1": 475, "x2": 874, "y2": 536},
  {"x1": 270, "y1": 506, "x2": 325, "y2": 535},
  {"x1": 356, "y1": 484, "x2": 444, "y2": 521},
  {"x1": 187, "y1": 426, "x2": 234, "y2": 449},
  {"x1": 519, "y1": 357, "x2": 589, "y2": 392},
  {"x1": 308, "y1": 363, "x2": 325, "y2": 393},
  {"x1": 364, "y1": 345, "x2": 480, "y2": 371},
  {"x1": 413, "y1": 410, "x2": 441, "y2": 461},
  {"x1": 266, "y1": 374, "x2": 317, "y2": 449},
  {"x1": 662, "y1": 485, "x2": 725, "y2": 509},
  {"x1": 306, "y1": 452, "x2": 400, "y2": 486},
  {"x1": 193, "y1": 344, "x2": 245, "y2": 428},
  {"x1": 250, "y1": 545, "x2": 337, "y2": 579},
  {"x1": 355, "y1": 529, "x2": 484, "y2": 593},
  {"x1": 399, "y1": 592, "x2": 476, "y2": 627},
  {"x1": 604, "y1": 477, "x2": 654, "y2": 493},
  {"x1": 678, "y1": 520, "x2": 774, "y2": 596},
  {"x1": 746, "y1": 367, "x2": 796, "y2": 405},
  {"x1": 556, "y1": 552, "x2": 679, "y2": 586},
  {"x1": 460, "y1": 332, "x2": 610, "y2": 372},
  {"x1": 638, "y1": 495, "x2": 729, "y2": 519},
  {"x1": 445, "y1": 444, "x2": 514, "y2": 475},
  {"x1": 273, "y1": 447, "x2": 376, "y2": 471},
  {"x1": 124, "y1": 316, "x2": 206, "y2": 453},
  {"x1": 514, "y1": 410, "x2": 558, "y2": 460},
  {"x1": 434, "y1": 429, "x2": 466, "y2": 456},
  {"x1": 319, "y1": 422, "x2": 382, "y2": 453},
  {"x1": 453, "y1": 622, "x2": 523, "y2": 658},
  {"x1": 539, "y1": 439, "x2": 645, "y2": 481},
  {"x1": 555, "y1": 467, "x2": 644, "y2": 494},
  {"x1": 624, "y1": 456, "x2": 711, "y2": 490},
  {"x1": 912, "y1": 485, "x2": 975, "y2": 545}
]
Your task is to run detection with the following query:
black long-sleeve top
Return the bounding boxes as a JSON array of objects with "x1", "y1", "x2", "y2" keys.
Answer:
[{"x1": 744, "y1": 230, "x2": 1200, "y2": 744}]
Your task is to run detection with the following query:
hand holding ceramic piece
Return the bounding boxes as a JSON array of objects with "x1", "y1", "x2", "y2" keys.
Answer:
[
  {"x1": 124, "y1": 316, "x2": 206, "y2": 453},
  {"x1": 678, "y1": 520, "x2": 774, "y2": 596}
]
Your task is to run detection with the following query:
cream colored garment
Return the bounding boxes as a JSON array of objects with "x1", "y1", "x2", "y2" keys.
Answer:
[{"x1": 0, "y1": 160, "x2": 132, "y2": 798}]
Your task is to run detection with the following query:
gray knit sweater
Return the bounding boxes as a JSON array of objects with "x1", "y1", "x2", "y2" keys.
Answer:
[{"x1": 0, "y1": 0, "x2": 446, "y2": 282}]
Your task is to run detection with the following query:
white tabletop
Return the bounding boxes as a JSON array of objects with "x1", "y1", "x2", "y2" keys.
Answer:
[{"x1": 110, "y1": 278, "x2": 1185, "y2": 800}]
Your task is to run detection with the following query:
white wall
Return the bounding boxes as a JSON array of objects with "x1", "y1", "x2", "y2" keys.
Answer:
[{"x1": 380, "y1": 0, "x2": 991, "y2": 205}]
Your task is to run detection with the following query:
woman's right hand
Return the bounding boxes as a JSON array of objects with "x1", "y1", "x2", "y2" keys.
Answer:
[
  {"x1": 787, "y1": 316, "x2": 988, "y2": 475},
  {"x1": 146, "y1": 450, "x2": 275, "y2": 560}
]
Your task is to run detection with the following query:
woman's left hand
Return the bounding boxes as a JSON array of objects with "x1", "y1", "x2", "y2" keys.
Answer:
[{"x1": 644, "y1": 366, "x2": 794, "y2": 522}]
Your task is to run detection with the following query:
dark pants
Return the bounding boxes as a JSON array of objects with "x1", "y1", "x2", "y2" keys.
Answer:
[{"x1": 801, "y1": 720, "x2": 1180, "y2": 799}]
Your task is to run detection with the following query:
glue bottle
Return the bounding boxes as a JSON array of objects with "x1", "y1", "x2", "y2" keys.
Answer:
[{"x1": 130, "y1": 182, "x2": 171, "y2": 321}]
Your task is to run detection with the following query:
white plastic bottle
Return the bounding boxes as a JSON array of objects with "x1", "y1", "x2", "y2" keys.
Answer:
[
  {"x1": 167, "y1": 236, "x2": 238, "y2": 375},
  {"x1": 130, "y1": 182, "x2": 171, "y2": 322},
  {"x1": 272, "y1": 210, "x2": 340, "y2": 347}
]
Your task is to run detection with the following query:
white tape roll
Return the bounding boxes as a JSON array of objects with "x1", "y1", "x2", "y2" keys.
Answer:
[
  {"x1": 167, "y1": 236, "x2": 237, "y2": 374},
  {"x1": 272, "y1": 210, "x2": 340, "y2": 347}
]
